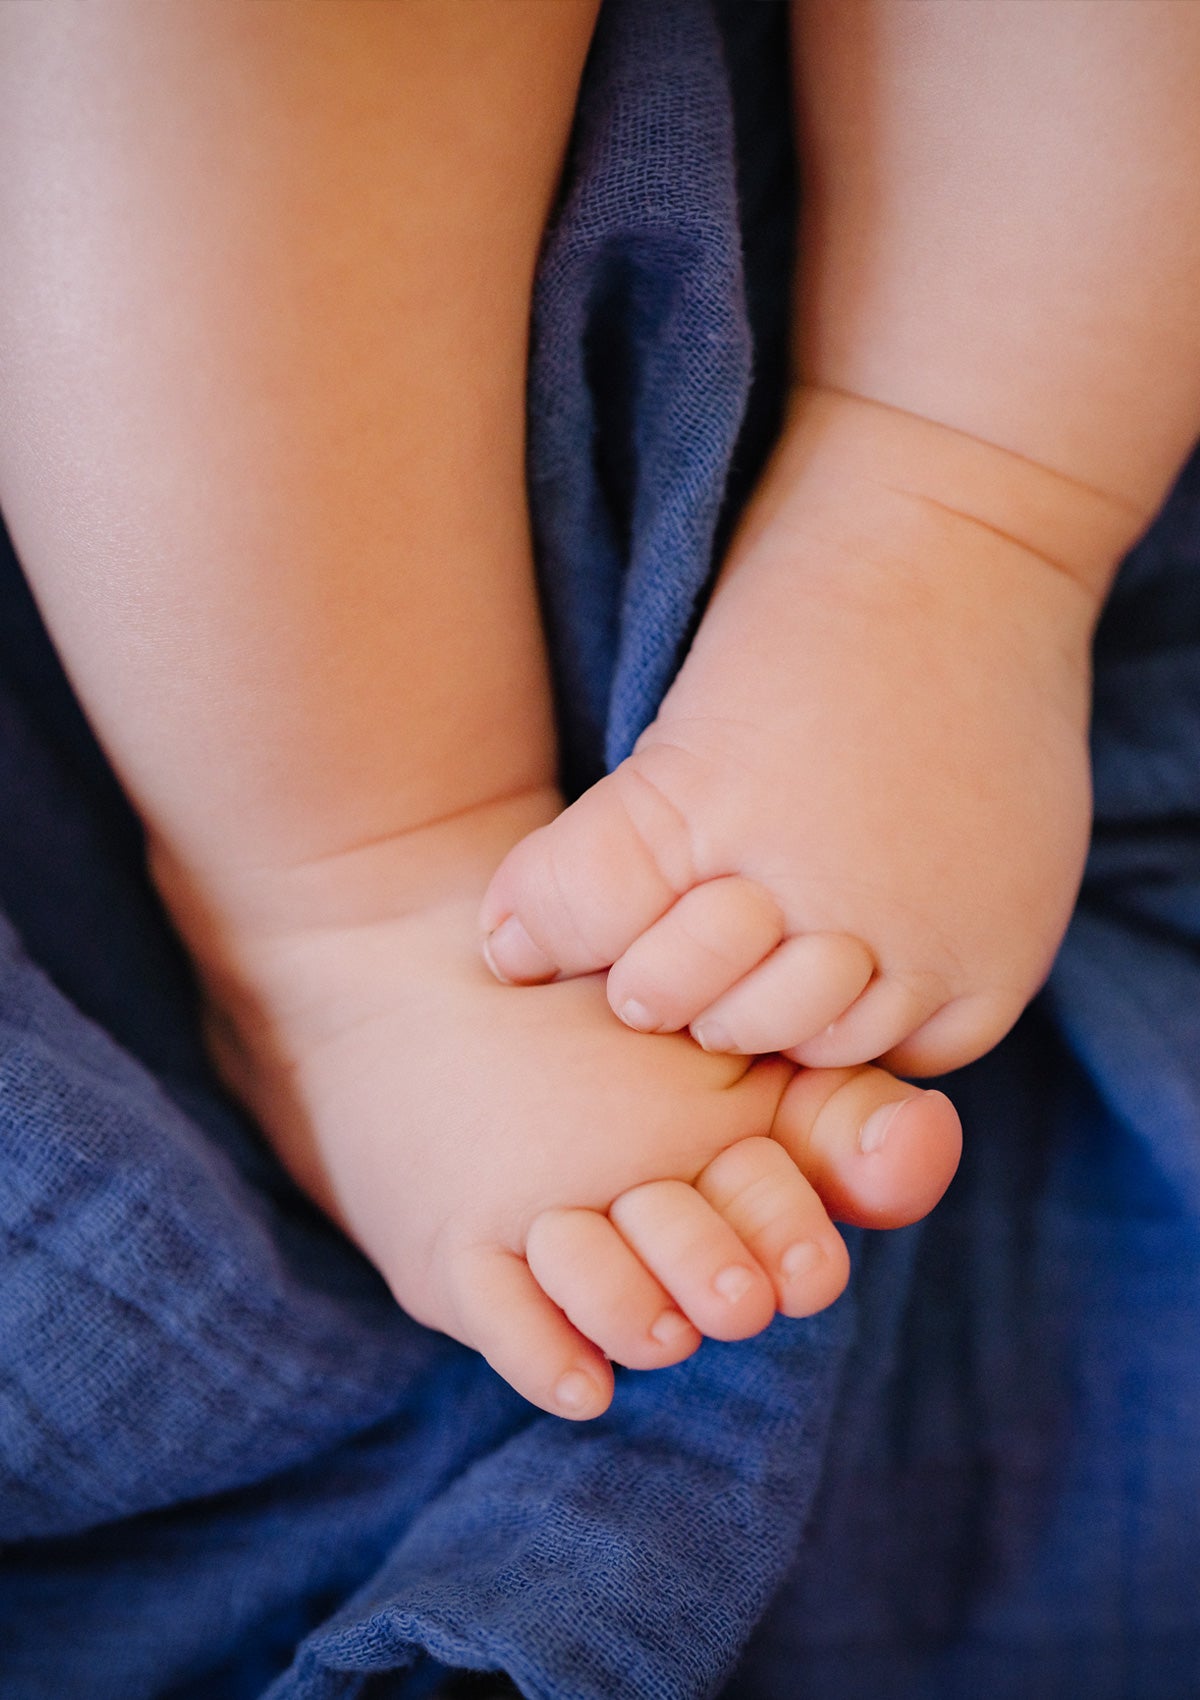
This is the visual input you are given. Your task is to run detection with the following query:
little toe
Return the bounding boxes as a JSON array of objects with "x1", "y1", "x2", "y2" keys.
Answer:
[
  {"x1": 479, "y1": 767, "x2": 695, "y2": 983},
  {"x1": 451, "y1": 1244, "x2": 614, "y2": 1420},
  {"x1": 880, "y1": 990, "x2": 1022, "y2": 1077},
  {"x1": 694, "y1": 1136, "x2": 850, "y2": 1318},
  {"x1": 783, "y1": 972, "x2": 948, "y2": 1071},
  {"x1": 608, "y1": 1178, "x2": 776, "y2": 1342},
  {"x1": 689, "y1": 932, "x2": 875, "y2": 1055},
  {"x1": 607, "y1": 876, "x2": 785, "y2": 1034},
  {"x1": 526, "y1": 1207, "x2": 702, "y2": 1371},
  {"x1": 772, "y1": 1066, "x2": 962, "y2": 1230}
]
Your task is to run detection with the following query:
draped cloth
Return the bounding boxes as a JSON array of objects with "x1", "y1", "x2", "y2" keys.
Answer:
[{"x1": 2, "y1": 4, "x2": 1197, "y2": 1695}]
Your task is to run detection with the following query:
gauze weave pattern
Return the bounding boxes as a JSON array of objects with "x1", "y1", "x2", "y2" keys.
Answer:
[{"x1": 2, "y1": 2, "x2": 1199, "y2": 1696}]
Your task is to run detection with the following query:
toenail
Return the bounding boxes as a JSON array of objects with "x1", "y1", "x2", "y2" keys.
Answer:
[
  {"x1": 780, "y1": 1240, "x2": 824, "y2": 1280},
  {"x1": 692, "y1": 1020, "x2": 735, "y2": 1054},
  {"x1": 713, "y1": 1264, "x2": 755, "y2": 1303},
  {"x1": 649, "y1": 1309, "x2": 694, "y2": 1347},
  {"x1": 859, "y1": 1098, "x2": 910, "y2": 1155},
  {"x1": 554, "y1": 1369, "x2": 598, "y2": 1414},
  {"x1": 619, "y1": 999, "x2": 658, "y2": 1032},
  {"x1": 483, "y1": 916, "x2": 557, "y2": 985}
]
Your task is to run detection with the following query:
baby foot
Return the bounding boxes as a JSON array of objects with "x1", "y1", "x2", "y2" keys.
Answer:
[
  {"x1": 170, "y1": 792, "x2": 960, "y2": 1420},
  {"x1": 480, "y1": 390, "x2": 1126, "y2": 1077}
]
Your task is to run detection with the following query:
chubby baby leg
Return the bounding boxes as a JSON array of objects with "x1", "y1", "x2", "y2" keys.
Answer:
[
  {"x1": 478, "y1": 0, "x2": 1200, "y2": 1077},
  {"x1": 0, "y1": 4, "x2": 962, "y2": 1421}
]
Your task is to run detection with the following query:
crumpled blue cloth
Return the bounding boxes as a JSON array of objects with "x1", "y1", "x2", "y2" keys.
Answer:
[{"x1": 1, "y1": 2, "x2": 1198, "y2": 1696}]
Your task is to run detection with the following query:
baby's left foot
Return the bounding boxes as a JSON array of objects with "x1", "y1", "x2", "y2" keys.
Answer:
[{"x1": 480, "y1": 388, "x2": 1133, "y2": 1077}]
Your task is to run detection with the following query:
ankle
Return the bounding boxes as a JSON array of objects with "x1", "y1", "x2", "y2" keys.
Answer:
[
  {"x1": 149, "y1": 783, "x2": 562, "y2": 1005},
  {"x1": 744, "y1": 385, "x2": 1145, "y2": 611}
]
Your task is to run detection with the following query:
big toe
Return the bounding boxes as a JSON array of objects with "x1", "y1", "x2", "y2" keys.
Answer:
[
  {"x1": 772, "y1": 1067, "x2": 962, "y2": 1231},
  {"x1": 479, "y1": 765, "x2": 696, "y2": 983}
]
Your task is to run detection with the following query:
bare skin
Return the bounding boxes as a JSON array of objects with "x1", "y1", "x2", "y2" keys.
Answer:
[
  {"x1": 165, "y1": 788, "x2": 958, "y2": 1417},
  {"x1": 0, "y1": 2, "x2": 960, "y2": 1420},
  {"x1": 481, "y1": 0, "x2": 1200, "y2": 1079}
]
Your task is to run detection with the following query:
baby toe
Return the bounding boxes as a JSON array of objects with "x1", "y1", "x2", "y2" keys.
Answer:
[
  {"x1": 607, "y1": 876, "x2": 784, "y2": 1033},
  {"x1": 771, "y1": 1066, "x2": 962, "y2": 1231},
  {"x1": 450, "y1": 1244, "x2": 614, "y2": 1420},
  {"x1": 693, "y1": 1135, "x2": 850, "y2": 1319},
  {"x1": 783, "y1": 971, "x2": 949, "y2": 1071},
  {"x1": 526, "y1": 1207, "x2": 701, "y2": 1371},
  {"x1": 689, "y1": 931, "x2": 875, "y2": 1055},
  {"x1": 880, "y1": 989, "x2": 1023, "y2": 1077},
  {"x1": 479, "y1": 766, "x2": 694, "y2": 983},
  {"x1": 608, "y1": 1178, "x2": 776, "y2": 1343}
]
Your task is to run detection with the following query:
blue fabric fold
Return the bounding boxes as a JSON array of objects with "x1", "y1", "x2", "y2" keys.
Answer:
[
  {"x1": 2, "y1": 0, "x2": 1199, "y2": 1695},
  {"x1": 528, "y1": 0, "x2": 756, "y2": 789}
]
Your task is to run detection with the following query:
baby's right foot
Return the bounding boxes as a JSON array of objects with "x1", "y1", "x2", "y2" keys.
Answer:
[{"x1": 161, "y1": 792, "x2": 960, "y2": 1419}]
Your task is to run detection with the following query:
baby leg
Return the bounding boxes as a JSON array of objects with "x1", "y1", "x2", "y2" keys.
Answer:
[
  {"x1": 480, "y1": 0, "x2": 1200, "y2": 1078},
  {"x1": 0, "y1": 2, "x2": 959, "y2": 1416}
]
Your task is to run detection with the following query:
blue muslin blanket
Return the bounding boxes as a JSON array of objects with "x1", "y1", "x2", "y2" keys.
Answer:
[{"x1": 2, "y1": 3, "x2": 1199, "y2": 1696}]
